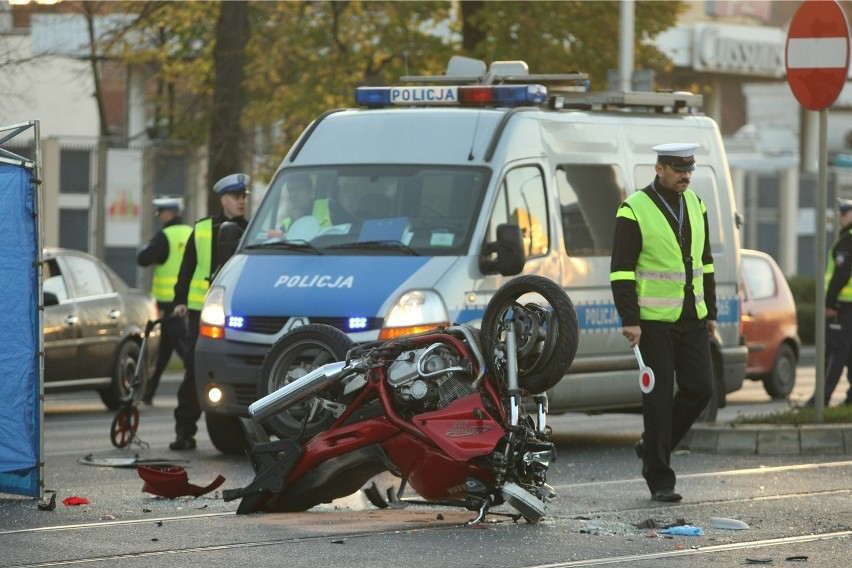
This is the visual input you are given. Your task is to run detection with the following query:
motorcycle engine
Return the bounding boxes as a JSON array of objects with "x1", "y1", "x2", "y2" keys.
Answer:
[{"x1": 386, "y1": 344, "x2": 475, "y2": 413}]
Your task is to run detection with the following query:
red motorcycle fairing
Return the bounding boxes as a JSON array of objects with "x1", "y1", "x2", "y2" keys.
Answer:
[
  {"x1": 288, "y1": 417, "x2": 400, "y2": 481},
  {"x1": 410, "y1": 393, "x2": 504, "y2": 462},
  {"x1": 381, "y1": 432, "x2": 496, "y2": 502}
]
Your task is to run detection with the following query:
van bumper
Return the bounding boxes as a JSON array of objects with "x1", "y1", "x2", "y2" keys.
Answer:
[{"x1": 194, "y1": 336, "x2": 268, "y2": 416}]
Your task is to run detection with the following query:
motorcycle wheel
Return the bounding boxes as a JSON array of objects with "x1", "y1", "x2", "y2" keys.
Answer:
[
  {"x1": 257, "y1": 324, "x2": 355, "y2": 440},
  {"x1": 481, "y1": 275, "x2": 579, "y2": 395}
]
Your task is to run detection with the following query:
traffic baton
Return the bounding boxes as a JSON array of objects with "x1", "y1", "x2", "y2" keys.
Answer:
[{"x1": 633, "y1": 345, "x2": 655, "y2": 394}]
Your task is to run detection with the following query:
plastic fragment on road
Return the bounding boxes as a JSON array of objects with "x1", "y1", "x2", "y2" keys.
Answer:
[
  {"x1": 711, "y1": 516, "x2": 749, "y2": 530},
  {"x1": 62, "y1": 496, "x2": 90, "y2": 506},
  {"x1": 37, "y1": 490, "x2": 56, "y2": 511},
  {"x1": 745, "y1": 559, "x2": 773, "y2": 564},
  {"x1": 136, "y1": 465, "x2": 225, "y2": 498},
  {"x1": 658, "y1": 525, "x2": 704, "y2": 536}
]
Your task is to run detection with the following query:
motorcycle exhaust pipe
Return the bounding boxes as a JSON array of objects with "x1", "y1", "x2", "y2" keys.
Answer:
[{"x1": 248, "y1": 361, "x2": 348, "y2": 424}]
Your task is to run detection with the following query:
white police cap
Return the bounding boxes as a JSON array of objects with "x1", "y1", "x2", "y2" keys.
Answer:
[
  {"x1": 838, "y1": 198, "x2": 852, "y2": 215},
  {"x1": 653, "y1": 142, "x2": 699, "y2": 172},
  {"x1": 213, "y1": 173, "x2": 251, "y2": 195},
  {"x1": 152, "y1": 196, "x2": 183, "y2": 211}
]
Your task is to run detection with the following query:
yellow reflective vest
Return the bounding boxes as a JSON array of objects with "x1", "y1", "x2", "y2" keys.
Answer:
[
  {"x1": 187, "y1": 218, "x2": 213, "y2": 310},
  {"x1": 152, "y1": 224, "x2": 192, "y2": 303},
  {"x1": 611, "y1": 189, "x2": 711, "y2": 322},
  {"x1": 825, "y1": 228, "x2": 852, "y2": 302},
  {"x1": 282, "y1": 199, "x2": 332, "y2": 231}
]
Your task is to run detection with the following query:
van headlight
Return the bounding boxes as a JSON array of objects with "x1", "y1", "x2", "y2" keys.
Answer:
[
  {"x1": 200, "y1": 286, "x2": 226, "y2": 339},
  {"x1": 380, "y1": 290, "x2": 449, "y2": 340}
]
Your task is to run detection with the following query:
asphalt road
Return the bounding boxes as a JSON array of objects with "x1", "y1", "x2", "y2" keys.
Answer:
[{"x1": 1, "y1": 361, "x2": 850, "y2": 567}]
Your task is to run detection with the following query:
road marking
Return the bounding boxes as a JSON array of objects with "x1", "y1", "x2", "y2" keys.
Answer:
[
  {"x1": 554, "y1": 459, "x2": 852, "y2": 488},
  {"x1": 523, "y1": 530, "x2": 852, "y2": 567}
]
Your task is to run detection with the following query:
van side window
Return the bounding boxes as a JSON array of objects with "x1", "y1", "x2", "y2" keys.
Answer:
[
  {"x1": 556, "y1": 165, "x2": 625, "y2": 257},
  {"x1": 634, "y1": 165, "x2": 723, "y2": 252},
  {"x1": 488, "y1": 166, "x2": 549, "y2": 257}
]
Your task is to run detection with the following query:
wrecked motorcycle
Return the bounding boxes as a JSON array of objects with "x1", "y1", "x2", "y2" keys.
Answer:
[{"x1": 224, "y1": 275, "x2": 579, "y2": 523}]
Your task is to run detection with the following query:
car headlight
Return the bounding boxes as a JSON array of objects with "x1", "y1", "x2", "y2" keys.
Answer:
[
  {"x1": 200, "y1": 286, "x2": 226, "y2": 339},
  {"x1": 380, "y1": 290, "x2": 449, "y2": 340}
]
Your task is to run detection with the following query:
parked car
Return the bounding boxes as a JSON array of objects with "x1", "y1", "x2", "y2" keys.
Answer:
[
  {"x1": 42, "y1": 248, "x2": 159, "y2": 409},
  {"x1": 740, "y1": 248, "x2": 800, "y2": 399}
]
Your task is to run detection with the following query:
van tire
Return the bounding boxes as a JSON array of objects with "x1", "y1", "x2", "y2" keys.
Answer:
[
  {"x1": 481, "y1": 275, "x2": 579, "y2": 395},
  {"x1": 257, "y1": 324, "x2": 355, "y2": 440},
  {"x1": 206, "y1": 412, "x2": 248, "y2": 454}
]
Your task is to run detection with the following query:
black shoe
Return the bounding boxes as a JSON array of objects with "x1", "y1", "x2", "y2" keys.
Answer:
[
  {"x1": 169, "y1": 436, "x2": 196, "y2": 451},
  {"x1": 141, "y1": 397, "x2": 153, "y2": 406},
  {"x1": 634, "y1": 439, "x2": 645, "y2": 459},
  {"x1": 652, "y1": 488, "x2": 682, "y2": 502}
]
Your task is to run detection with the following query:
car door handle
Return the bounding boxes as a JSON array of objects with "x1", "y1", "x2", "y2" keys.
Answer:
[
  {"x1": 108, "y1": 309, "x2": 121, "y2": 319},
  {"x1": 65, "y1": 315, "x2": 79, "y2": 326}
]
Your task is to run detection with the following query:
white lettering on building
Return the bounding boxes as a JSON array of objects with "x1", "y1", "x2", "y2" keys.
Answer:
[
  {"x1": 694, "y1": 24, "x2": 785, "y2": 78},
  {"x1": 273, "y1": 275, "x2": 355, "y2": 289}
]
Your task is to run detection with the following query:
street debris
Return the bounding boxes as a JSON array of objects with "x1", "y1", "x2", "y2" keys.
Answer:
[
  {"x1": 62, "y1": 496, "x2": 90, "y2": 506},
  {"x1": 136, "y1": 465, "x2": 225, "y2": 498},
  {"x1": 37, "y1": 490, "x2": 56, "y2": 511},
  {"x1": 712, "y1": 517, "x2": 750, "y2": 530}
]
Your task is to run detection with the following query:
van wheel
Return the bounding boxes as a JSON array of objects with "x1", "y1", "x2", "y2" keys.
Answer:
[
  {"x1": 206, "y1": 412, "x2": 248, "y2": 454},
  {"x1": 99, "y1": 340, "x2": 140, "y2": 410},
  {"x1": 762, "y1": 343, "x2": 797, "y2": 399},
  {"x1": 257, "y1": 324, "x2": 355, "y2": 440}
]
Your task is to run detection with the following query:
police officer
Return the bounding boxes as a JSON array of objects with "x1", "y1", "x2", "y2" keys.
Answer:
[
  {"x1": 610, "y1": 143, "x2": 715, "y2": 502},
  {"x1": 136, "y1": 197, "x2": 192, "y2": 404},
  {"x1": 807, "y1": 198, "x2": 852, "y2": 407},
  {"x1": 169, "y1": 173, "x2": 250, "y2": 451}
]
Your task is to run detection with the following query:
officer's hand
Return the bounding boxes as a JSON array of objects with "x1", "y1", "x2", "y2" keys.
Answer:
[
  {"x1": 826, "y1": 307, "x2": 838, "y2": 319},
  {"x1": 707, "y1": 320, "x2": 717, "y2": 336},
  {"x1": 622, "y1": 325, "x2": 641, "y2": 347},
  {"x1": 173, "y1": 304, "x2": 188, "y2": 317}
]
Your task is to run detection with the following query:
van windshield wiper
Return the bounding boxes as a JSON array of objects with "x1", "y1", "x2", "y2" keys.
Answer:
[
  {"x1": 244, "y1": 240, "x2": 324, "y2": 255},
  {"x1": 325, "y1": 240, "x2": 420, "y2": 256}
]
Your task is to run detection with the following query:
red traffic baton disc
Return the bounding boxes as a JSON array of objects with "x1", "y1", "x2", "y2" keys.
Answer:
[{"x1": 633, "y1": 346, "x2": 656, "y2": 394}]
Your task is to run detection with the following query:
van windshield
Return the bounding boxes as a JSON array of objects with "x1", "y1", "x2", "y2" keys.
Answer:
[{"x1": 243, "y1": 166, "x2": 490, "y2": 256}]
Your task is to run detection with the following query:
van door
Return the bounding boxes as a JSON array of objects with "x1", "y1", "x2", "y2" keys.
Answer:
[{"x1": 478, "y1": 163, "x2": 562, "y2": 298}]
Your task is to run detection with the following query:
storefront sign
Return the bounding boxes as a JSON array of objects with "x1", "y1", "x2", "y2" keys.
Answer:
[{"x1": 694, "y1": 24, "x2": 786, "y2": 78}]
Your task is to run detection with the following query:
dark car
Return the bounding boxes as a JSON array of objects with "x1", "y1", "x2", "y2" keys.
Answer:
[
  {"x1": 42, "y1": 248, "x2": 159, "y2": 409},
  {"x1": 740, "y1": 248, "x2": 800, "y2": 399}
]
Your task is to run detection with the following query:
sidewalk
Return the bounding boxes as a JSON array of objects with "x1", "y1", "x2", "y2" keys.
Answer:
[{"x1": 687, "y1": 345, "x2": 852, "y2": 455}]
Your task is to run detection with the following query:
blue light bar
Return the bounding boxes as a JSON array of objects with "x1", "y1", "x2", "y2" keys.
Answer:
[{"x1": 355, "y1": 85, "x2": 548, "y2": 108}]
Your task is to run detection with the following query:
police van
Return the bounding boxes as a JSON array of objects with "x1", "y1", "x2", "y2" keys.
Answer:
[{"x1": 195, "y1": 58, "x2": 747, "y2": 453}]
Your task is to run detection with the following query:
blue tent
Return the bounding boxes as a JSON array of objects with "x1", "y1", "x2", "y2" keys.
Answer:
[{"x1": 0, "y1": 122, "x2": 42, "y2": 498}]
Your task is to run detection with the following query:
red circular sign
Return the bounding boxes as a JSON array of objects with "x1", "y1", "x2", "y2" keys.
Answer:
[{"x1": 785, "y1": 0, "x2": 851, "y2": 111}]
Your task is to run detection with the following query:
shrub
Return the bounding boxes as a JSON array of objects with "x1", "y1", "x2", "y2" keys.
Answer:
[{"x1": 787, "y1": 275, "x2": 816, "y2": 345}]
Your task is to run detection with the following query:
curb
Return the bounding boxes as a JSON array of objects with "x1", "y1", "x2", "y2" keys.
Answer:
[{"x1": 686, "y1": 423, "x2": 852, "y2": 455}]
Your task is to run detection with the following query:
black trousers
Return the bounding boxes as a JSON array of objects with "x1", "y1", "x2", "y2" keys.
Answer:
[
  {"x1": 822, "y1": 306, "x2": 852, "y2": 405},
  {"x1": 174, "y1": 309, "x2": 201, "y2": 439},
  {"x1": 639, "y1": 319, "x2": 714, "y2": 493},
  {"x1": 143, "y1": 303, "x2": 186, "y2": 401}
]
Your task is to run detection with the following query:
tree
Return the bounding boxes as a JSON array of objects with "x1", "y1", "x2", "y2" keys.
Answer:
[{"x1": 207, "y1": 1, "x2": 249, "y2": 213}]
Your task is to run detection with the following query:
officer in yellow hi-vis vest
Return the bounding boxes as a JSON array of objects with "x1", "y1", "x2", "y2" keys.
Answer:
[
  {"x1": 807, "y1": 198, "x2": 852, "y2": 408},
  {"x1": 170, "y1": 174, "x2": 250, "y2": 451},
  {"x1": 136, "y1": 197, "x2": 192, "y2": 404},
  {"x1": 610, "y1": 143, "x2": 716, "y2": 503}
]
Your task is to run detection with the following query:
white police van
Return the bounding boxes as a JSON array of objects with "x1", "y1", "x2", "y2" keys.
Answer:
[{"x1": 196, "y1": 58, "x2": 747, "y2": 453}]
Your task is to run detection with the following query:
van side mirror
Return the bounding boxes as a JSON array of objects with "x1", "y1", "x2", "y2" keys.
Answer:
[
  {"x1": 479, "y1": 223, "x2": 526, "y2": 276},
  {"x1": 217, "y1": 221, "x2": 244, "y2": 267}
]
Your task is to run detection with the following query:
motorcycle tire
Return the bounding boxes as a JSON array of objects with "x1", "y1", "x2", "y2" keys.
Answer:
[
  {"x1": 481, "y1": 275, "x2": 579, "y2": 395},
  {"x1": 257, "y1": 324, "x2": 355, "y2": 441}
]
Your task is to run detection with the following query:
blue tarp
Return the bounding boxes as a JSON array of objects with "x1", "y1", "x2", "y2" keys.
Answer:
[{"x1": 0, "y1": 163, "x2": 40, "y2": 497}]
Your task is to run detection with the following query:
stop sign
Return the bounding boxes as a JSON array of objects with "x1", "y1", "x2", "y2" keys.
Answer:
[{"x1": 785, "y1": 0, "x2": 851, "y2": 111}]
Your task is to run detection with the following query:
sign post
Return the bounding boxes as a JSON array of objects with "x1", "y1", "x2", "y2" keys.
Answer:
[{"x1": 785, "y1": 0, "x2": 851, "y2": 422}]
